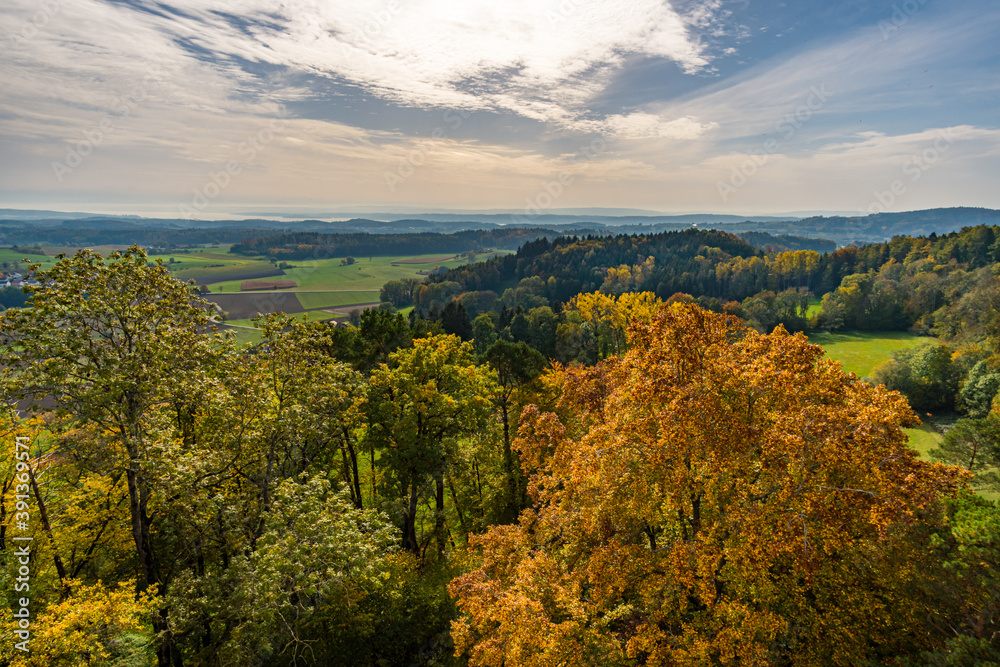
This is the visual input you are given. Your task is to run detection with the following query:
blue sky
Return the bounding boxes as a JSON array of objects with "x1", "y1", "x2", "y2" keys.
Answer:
[{"x1": 1, "y1": 0, "x2": 997, "y2": 218}]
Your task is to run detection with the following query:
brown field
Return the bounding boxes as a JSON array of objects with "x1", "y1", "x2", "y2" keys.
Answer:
[
  {"x1": 206, "y1": 293, "x2": 305, "y2": 320},
  {"x1": 241, "y1": 279, "x2": 298, "y2": 291},
  {"x1": 392, "y1": 255, "x2": 456, "y2": 264},
  {"x1": 189, "y1": 268, "x2": 284, "y2": 285}
]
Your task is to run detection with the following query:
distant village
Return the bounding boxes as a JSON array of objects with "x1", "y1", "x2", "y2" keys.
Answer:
[{"x1": 0, "y1": 271, "x2": 40, "y2": 289}]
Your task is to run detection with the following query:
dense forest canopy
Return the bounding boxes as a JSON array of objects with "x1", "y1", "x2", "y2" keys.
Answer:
[
  {"x1": 228, "y1": 228, "x2": 560, "y2": 259},
  {"x1": 0, "y1": 233, "x2": 998, "y2": 665}
]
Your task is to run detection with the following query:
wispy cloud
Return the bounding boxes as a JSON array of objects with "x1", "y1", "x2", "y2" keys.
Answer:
[{"x1": 0, "y1": 0, "x2": 997, "y2": 214}]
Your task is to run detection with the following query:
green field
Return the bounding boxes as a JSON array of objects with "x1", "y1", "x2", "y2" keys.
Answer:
[
  {"x1": 903, "y1": 423, "x2": 944, "y2": 458},
  {"x1": 21, "y1": 246, "x2": 508, "y2": 298},
  {"x1": 807, "y1": 331, "x2": 935, "y2": 378},
  {"x1": 205, "y1": 254, "x2": 478, "y2": 293},
  {"x1": 224, "y1": 326, "x2": 264, "y2": 347},
  {"x1": 157, "y1": 251, "x2": 274, "y2": 281},
  {"x1": 806, "y1": 298, "x2": 823, "y2": 319},
  {"x1": 0, "y1": 248, "x2": 57, "y2": 272},
  {"x1": 295, "y1": 291, "x2": 380, "y2": 310}
]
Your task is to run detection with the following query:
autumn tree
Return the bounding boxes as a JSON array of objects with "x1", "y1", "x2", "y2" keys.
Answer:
[
  {"x1": 451, "y1": 303, "x2": 967, "y2": 666},
  {"x1": 569, "y1": 291, "x2": 662, "y2": 358}
]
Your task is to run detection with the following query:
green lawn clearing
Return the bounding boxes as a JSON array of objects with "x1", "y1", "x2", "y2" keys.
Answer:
[
  {"x1": 205, "y1": 254, "x2": 475, "y2": 292},
  {"x1": 807, "y1": 331, "x2": 935, "y2": 378}
]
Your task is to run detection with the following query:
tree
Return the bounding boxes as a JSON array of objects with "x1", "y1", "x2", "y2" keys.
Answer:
[
  {"x1": 441, "y1": 301, "x2": 473, "y2": 341},
  {"x1": 958, "y1": 357, "x2": 1000, "y2": 418},
  {"x1": 0, "y1": 580, "x2": 158, "y2": 666},
  {"x1": 366, "y1": 335, "x2": 496, "y2": 555},
  {"x1": 931, "y1": 416, "x2": 1000, "y2": 491},
  {"x1": 451, "y1": 303, "x2": 966, "y2": 666},
  {"x1": 871, "y1": 344, "x2": 960, "y2": 412},
  {"x1": 472, "y1": 313, "x2": 497, "y2": 355},
  {"x1": 482, "y1": 341, "x2": 546, "y2": 521},
  {"x1": 0, "y1": 247, "x2": 226, "y2": 666},
  {"x1": 358, "y1": 307, "x2": 411, "y2": 367},
  {"x1": 570, "y1": 291, "x2": 662, "y2": 358},
  {"x1": 164, "y1": 475, "x2": 397, "y2": 665},
  {"x1": 906, "y1": 492, "x2": 1000, "y2": 665},
  {"x1": 380, "y1": 278, "x2": 420, "y2": 308}
]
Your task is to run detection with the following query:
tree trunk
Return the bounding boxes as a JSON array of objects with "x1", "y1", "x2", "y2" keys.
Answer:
[
  {"x1": 435, "y1": 471, "x2": 447, "y2": 554},
  {"x1": 344, "y1": 429, "x2": 363, "y2": 510},
  {"x1": 500, "y1": 401, "x2": 521, "y2": 521},
  {"x1": 126, "y1": 463, "x2": 152, "y2": 591},
  {"x1": 28, "y1": 466, "x2": 69, "y2": 593},
  {"x1": 447, "y1": 475, "x2": 469, "y2": 545},
  {"x1": 405, "y1": 478, "x2": 419, "y2": 554},
  {"x1": 339, "y1": 445, "x2": 358, "y2": 508}
]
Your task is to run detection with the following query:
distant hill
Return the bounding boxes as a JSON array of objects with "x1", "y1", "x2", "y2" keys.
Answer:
[
  {"x1": 707, "y1": 208, "x2": 1000, "y2": 245},
  {"x1": 0, "y1": 208, "x2": 144, "y2": 221},
  {"x1": 0, "y1": 207, "x2": 996, "y2": 248}
]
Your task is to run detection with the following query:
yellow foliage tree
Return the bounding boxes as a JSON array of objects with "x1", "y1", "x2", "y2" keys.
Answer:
[
  {"x1": 570, "y1": 291, "x2": 662, "y2": 357},
  {"x1": 0, "y1": 580, "x2": 157, "y2": 666},
  {"x1": 451, "y1": 303, "x2": 968, "y2": 666}
]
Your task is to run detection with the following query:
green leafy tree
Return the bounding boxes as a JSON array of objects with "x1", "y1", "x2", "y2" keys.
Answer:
[
  {"x1": 358, "y1": 308, "x2": 411, "y2": 367},
  {"x1": 0, "y1": 247, "x2": 227, "y2": 666},
  {"x1": 441, "y1": 301, "x2": 473, "y2": 341},
  {"x1": 931, "y1": 416, "x2": 1000, "y2": 491},
  {"x1": 958, "y1": 357, "x2": 1000, "y2": 418},
  {"x1": 472, "y1": 313, "x2": 497, "y2": 355},
  {"x1": 871, "y1": 344, "x2": 959, "y2": 412},
  {"x1": 165, "y1": 475, "x2": 397, "y2": 666},
  {"x1": 906, "y1": 493, "x2": 1000, "y2": 665},
  {"x1": 482, "y1": 341, "x2": 546, "y2": 521},
  {"x1": 366, "y1": 335, "x2": 496, "y2": 555}
]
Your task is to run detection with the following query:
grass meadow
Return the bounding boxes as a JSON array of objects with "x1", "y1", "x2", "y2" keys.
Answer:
[
  {"x1": 807, "y1": 331, "x2": 935, "y2": 378},
  {"x1": 205, "y1": 253, "x2": 482, "y2": 292}
]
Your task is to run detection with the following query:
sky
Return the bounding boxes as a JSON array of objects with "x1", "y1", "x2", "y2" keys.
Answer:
[{"x1": 1, "y1": 0, "x2": 998, "y2": 219}]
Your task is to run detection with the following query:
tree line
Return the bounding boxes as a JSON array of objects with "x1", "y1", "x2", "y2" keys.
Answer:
[{"x1": 228, "y1": 228, "x2": 564, "y2": 261}]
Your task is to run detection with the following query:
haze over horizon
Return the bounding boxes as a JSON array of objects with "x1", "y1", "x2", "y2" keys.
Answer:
[{"x1": 2, "y1": 0, "x2": 998, "y2": 220}]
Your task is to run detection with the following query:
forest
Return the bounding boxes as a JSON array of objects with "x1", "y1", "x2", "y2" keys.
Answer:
[
  {"x1": 228, "y1": 228, "x2": 560, "y2": 260},
  {"x1": 1, "y1": 226, "x2": 999, "y2": 666}
]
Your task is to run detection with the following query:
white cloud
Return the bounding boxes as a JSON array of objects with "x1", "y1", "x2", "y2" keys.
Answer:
[
  {"x1": 3, "y1": 0, "x2": 711, "y2": 124},
  {"x1": 1, "y1": 0, "x2": 997, "y2": 214},
  {"x1": 585, "y1": 113, "x2": 718, "y2": 140}
]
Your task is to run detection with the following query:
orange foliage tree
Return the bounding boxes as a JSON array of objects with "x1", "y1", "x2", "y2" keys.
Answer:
[{"x1": 450, "y1": 303, "x2": 967, "y2": 666}]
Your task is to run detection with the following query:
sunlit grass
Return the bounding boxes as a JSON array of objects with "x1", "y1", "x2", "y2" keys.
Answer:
[{"x1": 808, "y1": 331, "x2": 935, "y2": 378}]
